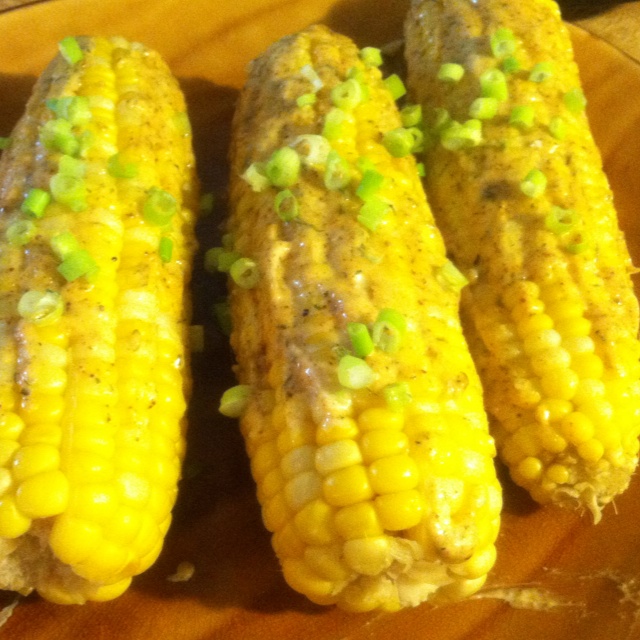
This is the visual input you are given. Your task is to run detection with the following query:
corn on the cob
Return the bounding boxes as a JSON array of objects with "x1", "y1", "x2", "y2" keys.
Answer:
[
  {"x1": 0, "y1": 36, "x2": 198, "y2": 603},
  {"x1": 225, "y1": 24, "x2": 501, "y2": 611},
  {"x1": 404, "y1": 0, "x2": 640, "y2": 520}
]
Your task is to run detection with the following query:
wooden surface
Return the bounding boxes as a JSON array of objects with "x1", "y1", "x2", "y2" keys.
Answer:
[{"x1": 0, "y1": 1, "x2": 639, "y2": 639}]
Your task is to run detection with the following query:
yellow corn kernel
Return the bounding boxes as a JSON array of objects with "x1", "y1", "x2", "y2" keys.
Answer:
[
  {"x1": 315, "y1": 439, "x2": 362, "y2": 475},
  {"x1": 102, "y1": 506, "x2": 143, "y2": 546},
  {"x1": 535, "y1": 399, "x2": 573, "y2": 424},
  {"x1": 281, "y1": 445, "x2": 316, "y2": 479},
  {"x1": 516, "y1": 457, "x2": 543, "y2": 481},
  {"x1": 368, "y1": 454, "x2": 419, "y2": 494},
  {"x1": 358, "y1": 408, "x2": 404, "y2": 432},
  {"x1": 315, "y1": 417, "x2": 359, "y2": 445},
  {"x1": 258, "y1": 468, "x2": 285, "y2": 502},
  {"x1": 0, "y1": 494, "x2": 31, "y2": 538},
  {"x1": 262, "y1": 491, "x2": 291, "y2": 533},
  {"x1": 11, "y1": 444, "x2": 60, "y2": 482},
  {"x1": 303, "y1": 544, "x2": 352, "y2": 583},
  {"x1": 250, "y1": 441, "x2": 280, "y2": 482},
  {"x1": 546, "y1": 464, "x2": 570, "y2": 484},
  {"x1": 284, "y1": 470, "x2": 323, "y2": 511},
  {"x1": 75, "y1": 540, "x2": 131, "y2": 583},
  {"x1": 68, "y1": 483, "x2": 120, "y2": 523},
  {"x1": 83, "y1": 578, "x2": 132, "y2": 603},
  {"x1": 375, "y1": 489, "x2": 424, "y2": 531},
  {"x1": 19, "y1": 424, "x2": 63, "y2": 447},
  {"x1": 0, "y1": 413, "x2": 24, "y2": 440},
  {"x1": 323, "y1": 465, "x2": 374, "y2": 507},
  {"x1": 448, "y1": 545, "x2": 497, "y2": 580},
  {"x1": 49, "y1": 515, "x2": 103, "y2": 565},
  {"x1": 281, "y1": 558, "x2": 336, "y2": 603},
  {"x1": 577, "y1": 439, "x2": 605, "y2": 463},
  {"x1": 15, "y1": 469, "x2": 69, "y2": 519},
  {"x1": 0, "y1": 440, "x2": 19, "y2": 467},
  {"x1": 343, "y1": 536, "x2": 393, "y2": 576},
  {"x1": 559, "y1": 412, "x2": 594, "y2": 445},
  {"x1": 359, "y1": 429, "x2": 408, "y2": 463},
  {"x1": 272, "y1": 521, "x2": 306, "y2": 559},
  {"x1": 293, "y1": 499, "x2": 337, "y2": 546},
  {"x1": 334, "y1": 501, "x2": 383, "y2": 540}
]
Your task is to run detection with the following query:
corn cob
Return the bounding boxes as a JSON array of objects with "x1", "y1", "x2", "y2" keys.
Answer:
[
  {"x1": 404, "y1": 0, "x2": 640, "y2": 520},
  {"x1": 225, "y1": 24, "x2": 502, "y2": 611},
  {"x1": 0, "y1": 36, "x2": 198, "y2": 603}
]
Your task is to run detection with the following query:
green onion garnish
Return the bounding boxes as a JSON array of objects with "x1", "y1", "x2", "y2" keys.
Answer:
[
  {"x1": 432, "y1": 108, "x2": 453, "y2": 133},
  {"x1": 416, "y1": 162, "x2": 426, "y2": 177},
  {"x1": 204, "y1": 247, "x2": 223, "y2": 273},
  {"x1": 172, "y1": 111, "x2": 192, "y2": 137},
  {"x1": 241, "y1": 162, "x2": 269, "y2": 192},
  {"x1": 346, "y1": 67, "x2": 371, "y2": 102},
  {"x1": 357, "y1": 197, "x2": 391, "y2": 232},
  {"x1": 0, "y1": 137, "x2": 10, "y2": 150},
  {"x1": 356, "y1": 169, "x2": 384, "y2": 201},
  {"x1": 57, "y1": 249, "x2": 98, "y2": 282},
  {"x1": 58, "y1": 154, "x2": 86, "y2": 178},
  {"x1": 372, "y1": 308, "x2": 406, "y2": 353},
  {"x1": 291, "y1": 134, "x2": 331, "y2": 169},
  {"x1": 229, "y1": 257, "x2": 260, "y2": 289},
  {"x1": 509, "y1": 105, "x2": 535, "y2": 130},
  {"x1": 437, "y1": 62, "x2": 465, "y2": 83},
  {"x1": 39, "y1": 118, "x2": 80, "y2": 156},
  {"x1": 502, "y1": 55, "x2": 521, "y2": 74},
  {"x1": 107, "y1": 153, "x2": 138, "y2": 179},
  {"x1": 469, "y1": 97, "x2": 499, "y2": 120},
  {"x1": 331, "y1": 78, "x2": 363, "y2": 111},
  {"x1": 440, "y1": 119, "x2": 482, "y2": 150},
  {"x1": 159, "y1": 236, "x2": 173, "y2": 263},
  {"x1": 563, "y1": 88, "x2": 587, "y2": 113},
  {"x1": 545, "y1": 206, "x2": 578, "y2": 235},
  {"x1": 300, "y1": 64, "x2": 323, "y2": 92},
  {"x1": 265, "y1": 147, "x2": 301, "y2": 188},
  {"x1": 46, "y1": 96, "x2": 91, "y2": 126},
  {"x1": 337, "y1": 354, "x2": 375, "y2": 389},
  {"x1": 274, "y1": 189, "x2": 299, "y2": 221},
  {"x1": 549, "y1": 116, "x2": 567, "y2": 140},
  {"x1": 199, "y1": 192, "x2": 214, "y2": 215},
  {"x1": 296, "y1": 92, "x2": 317, "y2": 107},
  {"x1": 382, "y1": 127, "x2": 414, "y2": 157},
  {"x1": 529, "y1": 62, "x2": 554, "y2": 83},
  {"x1": 58, "y1": 37, "x2": 84, "y2": 65},
  {"x1": 50, "y1": 230, "x2": 81, "y2": 260},
  {"x1": 21, "y1": 188, "x2": 51, "y2": 218},
  {"x1": 490, "y1": 28, "x2": 517, "y2": 58},
  {"x1": 520, "y1": 169, "x2": 547, "y2": 198},
  {"x1": 384, "y1": 74, "x2": 406, "y2": 100},
  {"x1": 436, "y1": 260, "x2": 468, "y2": 292},
  {"x1": 221, "y1": 233, "x2": 235, "y2": 250},
  {"x1": 565, "y1": 232, "x2": 590, "y2": 254},
  {"x1": 219, "y1": 384, "x2": 251, "y2": 418},
  {"x1": 347, "y1": 322, "x2": 374, "y2": 357},
  {"x1": 324, "y1": 150, "x2": 352, "y2": 191},
  {"x1": 217, "y1": 250, "x2": 242, "y2": 273},
  {"x1": 383, "y1": 382, "x2": 412, "y2": 411},
  {"x1": 143, "y1": 187, "x2": 177, "y2": 225},
  {"x1": 480, "y1": 69, "x2": 508, "y2": 101},
  {"x1": 322, "y1": 108, "x2": 350, "y2": 141},
  {"x1": 212, "y1": 300, "x2": 232, "y2": 336},
  {"x1": 18, "y1": 290, "x2": 64, "y2": 326},
  {"x1": 6, "y1": 219, "x2": 36, "y2": 246},
  {"x1": 360, "y1": 46, "x2": 382, "y2": 68},
  {"x1": 400, "y1": 104, "x2": 422, "y2": 128}
]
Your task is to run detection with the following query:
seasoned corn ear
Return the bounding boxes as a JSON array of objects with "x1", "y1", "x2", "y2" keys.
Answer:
[
  {"x1": 404, "y1": 0, "x2": 640, "y2": 519},
  {"x1": 0, "y1": 36, "x2": 198, "y2": 602},
  {"x1": 226, "y1": 25, "x2": 501, "y2": 611}
]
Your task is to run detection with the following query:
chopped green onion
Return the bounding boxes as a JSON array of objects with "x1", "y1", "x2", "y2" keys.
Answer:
[
  {"x1": 480, "y1": 69, "x2": 508, "y2": 101},
  {"x1": 357, "y1": 197, "x2": 391, "y2": 232},
  {"x1": 338, "y1": 354, "x2": 375, "y2": 389},
  {"x1": 469, "y1": 97, "x2": 499, "y2": 120},
  {"x1": 58, "y1": 37, "x2": 84, "y2": 65},
  {"x1": 219, "y1": 384, "x2": 251, "y2": 418},
  {"x1": 440, "y1": 119, "x2": 482, "y2": 150},
  {"x1": 356, "y1": 169, "x2": 384, "y2": 201},
  {"x1": 356, "y1": 156, "x2": 377, "y2": 174},
  {"x1": 400, "y1": 104, "x2": 423, "y2": 128},
  {"x1": 432, "y1": 108, "x2": 453, "y2": 133},
  {"x1": 300, "y1": 64, "x2": 323, "y2": 92},
  {"x1": 435, "y1": 260, "x2": 468, "y2": 292},
  {"x1": 416, "y1": 162, "x2": 426, "y2": 177},
  {"x1": 212, "y1": 300, "x2": 232, "y2": 336},
  {"x1": 563, "y1": 88, "x2": 587, "y2": 113},
  {"x1": 372, "y1": 308, "x2": 406, "y2": 353},
  {"x1": 347, "y1": 322, "x2": 374, "y2": 357},
  {"x1": 549, "y1": 116, "x2": 567, "y2": 140},
  {"x1": 18, "y1": 290, "x2": 64, "y2": 325},
  {"x1": 545, "y1": 206, "x2": 578, "y2": 235},
  {"x1": 322, "y1": 108, "x2": 351, "y2": 141},
  {"x1": 437, "y1": 62, "x2": 465, "y2": 83},
  {"x1": 221, "y1": 232, "x2": 235, "y2": 250},
  {"x1": 204, "y1": 247, "x2": 223, "y2": 273},
  {"x1": 57, "y1": 249, "x2": 98, "y2": 282},
  {"x1": 229, "y1": 257, "x2": 260, "y2": 289},
  {"x1": 501, "y1": 55, "x2": 521, "y2": 74},
  {"x1": 346, "y1": 67, "x2": 371, "y2": 102},
  {"x1": 529, "y1": 62, "x2": 554, "y2": 83},
  {"x1": 360, "y1": 46, "x2": 383, "y2": 68},
  {"x1": 217, "y1": 250, "x2": 242, "y2": 273},
  {"x1": 6, "y1": 219, "x2": 36, "y2": 246},
  {"x1": 21, "y1": 188, "x2": 51, "y2": 218},
  {"x1": 265, "y1": 147, "x2": 301, "y2": 188},
  {"x1": 50, "y1": 230, "x2": 81, "y2": 260},
  {"x1": 291, "y1": 134, "x2": 331, "y2": 169},
  {"x1": 383, "y1": 382, "x2": 412, "y2": 411},
  {"x1": 0, "y1": 137, "x2": 10, "y2": 150},
  {"x1": 241, "y1": 162, "x2": 269, "y2": 192},
  {"x1": 384, "y1": 74, "x2": 406, "y2": 100},
  {"x1": 490, "y1": 28, "x2": 517, "y2": 58},
  {"x1": 407, "y1": 127, "x2": 424, "y2": 152},
  {"x1": 520, "y1": 168, "x2": 547, "y2": 198},
  {"x1": 46, "y1": 96, "x2": 91, "y2": 126},
  {"x1": 509, "y1": 105, "x2": 535, "y2": 130},
  {"x1": 324, "y1": 150, "x2": 351, "y2": 191},
  {"x1": 331, "y1": 78, "x2": 363, "y2": 111},
  {"x1": 77, "y1": 130, "x2": 94, "y2": 157},
  {"x1": 565, "y1": 232, "x2": 590, "y2": 254},
  {"x1": 107, "y1": 153, "x2": 138, "y2": 179},
  {"x1": 199, "y1": 192, "x2": 214, "y2": 215},
  {"x1": 58, "y1": 154, "x2": 86, "y2": 178},
  {"x1": 382, "y1": 127, "x2": 414, "y2": 157},
  {"x1": 143, "y1": 187, "x2": 177, "y2": 225},
  {"x1": 172, "y1": 111, "x2": 192, "y2": 137},
  {"x1": 274, "y1": 189, "x2": 299, "y2": 221},
  {"x1": 39, "y1": 118, "x2": 80, "y2": 156},
  {"x1": 296, "y1": 92, "x2": 317, "y2": 107},
  {"x1": 159, "y1": 236, "x2": 173, "y2": 263}
]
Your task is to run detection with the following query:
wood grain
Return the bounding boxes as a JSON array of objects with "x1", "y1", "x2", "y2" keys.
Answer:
[{"x1": 0, "y1": 2, "x2": 640, "y2": 639}]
